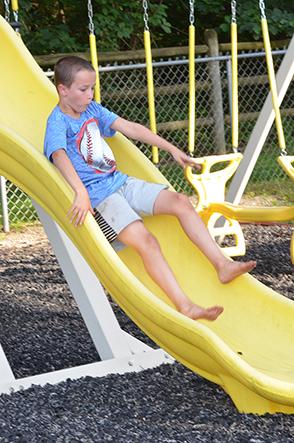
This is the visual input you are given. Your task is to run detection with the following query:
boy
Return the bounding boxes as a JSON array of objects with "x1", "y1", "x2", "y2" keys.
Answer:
[{"x1": 44, "y1": 56, "x2": 256, "y2": 322}]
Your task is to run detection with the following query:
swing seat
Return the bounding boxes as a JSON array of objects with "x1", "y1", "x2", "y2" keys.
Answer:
[
  {"x1": 185, "y1": 153, "x2": 245, "y2": 256},
  {"x1": 277, "y1": 155, "x2": 294, "y2": 181},
  {"x1": 277, "y1": 155, "x2": 294, "y2": 264}
]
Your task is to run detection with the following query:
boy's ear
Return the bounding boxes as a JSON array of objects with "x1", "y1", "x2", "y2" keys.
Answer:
[{"x1": 58, "y1": 84, "x2": 68, "y2": 96}]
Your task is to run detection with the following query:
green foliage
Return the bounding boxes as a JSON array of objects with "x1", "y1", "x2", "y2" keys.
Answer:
[
  {"x1": 12, "y1": 1, "x2": 294, "y2": 55},
  {"x1": 194, "y1": 0, "x2": 227, "y2": 17},
  {"x1": 17, "y1": 0, "x2": 171, "y2": 55},
  {"x1": 24, "y1": 24, "x2": 79, "y2": 54},
  {"x1": 219, "y1": 1, "x2": 294, "y2": 41},
  {"x1": 165, "y1": 0, "x2": 294, "y2": 45},
  {"x1": 18, "y1": 0, "x2": 85, "y2": 54},
  {"x1": 92, "y1": 0, "x2": 171, "y2": 51}
]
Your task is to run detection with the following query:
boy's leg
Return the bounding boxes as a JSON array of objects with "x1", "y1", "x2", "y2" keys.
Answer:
[
  {"x1": 153, "y1": 190, "x2": 256, "y2": 283},
  {"x1": 117, "y1": 220, "x2": 223, "y2": 321}
]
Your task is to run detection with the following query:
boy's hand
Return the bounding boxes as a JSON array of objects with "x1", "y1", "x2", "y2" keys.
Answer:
[
  {"x1": 67, "y1": 187, "x2": 94, "y2": 228},
  {"x1": 51, "y1": 149, "x2": 94, "y2": 228},
  {"x1": 172, "y1": 149, "x2": 201, "y2": 170}
]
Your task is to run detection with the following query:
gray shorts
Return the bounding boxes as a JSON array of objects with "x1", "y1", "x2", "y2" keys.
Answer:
[{"x1": 94, "y1": 177, "x2": 168, "y2": 251}]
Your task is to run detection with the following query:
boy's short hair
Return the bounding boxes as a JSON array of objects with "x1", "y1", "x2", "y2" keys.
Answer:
[{"x1": 54, "y1": 56, "x2": 95, "y2": 88}]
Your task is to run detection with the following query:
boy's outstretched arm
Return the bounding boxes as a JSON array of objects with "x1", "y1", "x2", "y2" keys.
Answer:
[
  {"x1": 52, "y1": 149, "x2": 94, "y2": 227},
  {"x1": 111, "y1": 117, "x2": 201, "y2": 170}
]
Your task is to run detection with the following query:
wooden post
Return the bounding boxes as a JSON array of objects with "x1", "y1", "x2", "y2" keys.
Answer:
[{"x1": 205, "y1": 29, "x2": 226, "y2": 154}]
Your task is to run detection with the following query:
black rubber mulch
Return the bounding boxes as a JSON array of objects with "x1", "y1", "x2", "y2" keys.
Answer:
[{"x1": 0, "y1": 223, "x2": 294, "y2": 442}]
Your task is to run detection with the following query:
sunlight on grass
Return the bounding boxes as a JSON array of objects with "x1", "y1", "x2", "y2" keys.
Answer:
[{"x1": 244, "y1": 180, "x2": 294, "y2": 206}]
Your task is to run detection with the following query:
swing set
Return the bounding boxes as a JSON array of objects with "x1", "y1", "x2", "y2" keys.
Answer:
[
  {"x1": 87, "y1": 0, "x2": 293, "y2": 260},
  {"x1": 87, "y1": 0, "x2": 294, "y2": 260},
  {"x1": 183, "y1": 0, "x2": 294, "y2": 260}
]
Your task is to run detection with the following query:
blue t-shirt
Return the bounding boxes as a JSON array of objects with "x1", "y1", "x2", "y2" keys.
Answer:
[{"x1": 44, "y1": 101, "x2": 128, "y2": 208}]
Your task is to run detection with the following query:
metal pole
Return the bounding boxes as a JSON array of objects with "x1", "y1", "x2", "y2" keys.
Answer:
[
  {"x1": 227, "y1": 59, "x2": 233, "y2": 131},
  {"x1": 0, "y1": 175, "x2": 9, "y2": 233},
  {"x1": 226, "y1": 33, "x2": 294, "y2": 205}
]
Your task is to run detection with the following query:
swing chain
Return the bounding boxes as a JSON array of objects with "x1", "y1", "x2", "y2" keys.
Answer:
[
  {"x1": 87, "y1": 0, "x2": 95, "y2": 35},
  {"x1": 13, "y1": 8, "x2": 19, "y2": 25},
  {"x1": 259, "y1": 0, "x2": 267, "y2": 20},
  {"x1": 231, "y1": 0, "x2": 237, "y2": 24},
  {"x1": 189, "y1": 0, "x2": 195, "y2": 27},
  {"x1": 142, "y1": 0, "x2": 149, "y2": 32},
  {"x1": 4, "y1": 0, "x2": 10, "y2": 22}
]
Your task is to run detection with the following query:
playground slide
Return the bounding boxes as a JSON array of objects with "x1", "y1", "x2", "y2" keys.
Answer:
[{"x1": 1, "y1": 16, "x2": 294, "y2": 415}]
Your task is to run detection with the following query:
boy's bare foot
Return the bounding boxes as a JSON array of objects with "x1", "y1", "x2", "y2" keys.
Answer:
[
  {"x1": 180, "y1": 302, "x2": 224, "y2": 321},
  {"x1": 218, "y1": 260, "x2": 257, "y2": 284}
]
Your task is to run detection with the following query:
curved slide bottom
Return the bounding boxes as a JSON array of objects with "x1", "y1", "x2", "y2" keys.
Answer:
[{"x1": 1, "y1": 16, "x2": 294, "y2": 414}]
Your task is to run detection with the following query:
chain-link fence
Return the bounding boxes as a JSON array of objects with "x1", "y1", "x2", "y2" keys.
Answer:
[
  {"x1": 99, "y1": 45, "x2": 293, "y2": 192},
  {"x1": 1, "y1": 43, "x2": 293, "y2": 227}
]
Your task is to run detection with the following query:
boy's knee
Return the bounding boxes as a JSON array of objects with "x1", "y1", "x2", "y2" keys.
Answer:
[
  {"x1": 120, "y1": 222, "x2": 160, "y2": 254},
  {"x1": 143, "y1": 230, "x2": 160, "y2": 248},
  {"x1": 172, "y1": 193, "x2": 192, "y2": 213},
  {"x1": 138, "y1": 230, "x2": 161, "y2": 255}
]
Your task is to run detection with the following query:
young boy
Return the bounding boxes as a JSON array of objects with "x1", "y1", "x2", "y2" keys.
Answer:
[{"x1": 44, "y1": 56, "x2": 256, "y2": 322}]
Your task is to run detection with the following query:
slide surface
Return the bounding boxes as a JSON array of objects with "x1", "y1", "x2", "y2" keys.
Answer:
[{"x1": 1, "y1": 16, "x2": 294, "y2": 414}]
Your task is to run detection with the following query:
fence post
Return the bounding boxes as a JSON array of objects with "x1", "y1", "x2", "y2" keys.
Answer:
[
  {"x1": 204, "y1": 29, "x2": 226, "y2": 154},
  {"x1": 227, "y1": 59, "x2": 233, "y2": 131},
  {"x1": 0, "y1": 176, "x2": 9, "y2": 233}
]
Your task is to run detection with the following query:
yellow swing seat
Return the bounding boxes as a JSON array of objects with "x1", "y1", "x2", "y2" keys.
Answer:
[
  {"x1": 277, "y1": 155, "x2": 294, "y2": 264},
  {"x1": 185, "y1": 152, "x2": 245, "y2": 256},
  {"x1": 277, "y1": 155, "x2": 294, "y2": 181}
]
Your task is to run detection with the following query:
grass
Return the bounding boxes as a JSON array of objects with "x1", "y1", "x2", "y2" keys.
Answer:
[
  {"x1": 8, "y1": 220, "x2": 36, "y2": 231},
  {"x1": 0, "y1": 220, "x2": 42, "y2": 236},
  {"x1": 244, "y1": 180, "x2": 294, "y2": 206}
]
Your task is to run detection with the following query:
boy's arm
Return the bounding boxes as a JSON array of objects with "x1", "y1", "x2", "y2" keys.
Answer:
[
  {"x1": 110, "y1": 117, "x2": 200, "y2": 170},
  {"x1": 52, "y1": 149, "x2": 94, "y2": 227}
]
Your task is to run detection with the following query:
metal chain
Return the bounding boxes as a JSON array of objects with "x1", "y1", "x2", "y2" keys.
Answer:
[
  {"x1": 142, "y1": 0, "x2": 149, "y2": 32},
  {"x1": 231, "y1": 0, "x2": 237, "y2": 24},
  {"x1": 87, "y1": 0, "x2": 95, "y2": 35},
  {"x1": 4, "y1": 0, "x2": 10, "y2": 22},
  {"x1": 189, "y1": 0, "x2": 194, "y2": 26},
  {"x1": 13, "y1": 9, "x2": 19, "y2": 23},
  {"x1": 259, "y1": 0, "x2": 266, "y2": 20}
]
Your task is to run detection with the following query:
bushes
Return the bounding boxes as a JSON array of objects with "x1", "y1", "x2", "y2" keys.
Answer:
[{"x1": 9, "y1": 0, "x2": 294, "y2": 55}]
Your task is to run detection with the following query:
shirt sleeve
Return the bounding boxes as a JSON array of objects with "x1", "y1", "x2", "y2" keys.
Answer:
[
  {"x1": 44, "y1": 108, "x2": 67, "y2": 163},
  {"x1": 91, "y1": 102, "x2": 119, "y2": 138}
]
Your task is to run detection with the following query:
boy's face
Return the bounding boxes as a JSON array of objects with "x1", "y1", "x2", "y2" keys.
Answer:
[{"x1": 59, "y1": 69, "x2": 96, "y2": 117}]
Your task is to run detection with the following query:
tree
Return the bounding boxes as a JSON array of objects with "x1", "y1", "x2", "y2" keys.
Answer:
[
  {"x1": 11, "y1": 0, "x2": 294, "y2": 55},
  {"x1": 164, "y1": 0, "x2": 294, "y2": 44},
  {"x1": 17, "y1": 0, "x2": 171, "y2": 55},
  {"x1": 219, "y1": 0, "x2": 294, "y2": 42}
]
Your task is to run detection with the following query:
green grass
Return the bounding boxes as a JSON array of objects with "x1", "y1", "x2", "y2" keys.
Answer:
[
  {"x1": 244, "y1": 180, "x2": 294, "y2": 206},
  {"x1": 8, "y1": 220, "x2": 35, "y2": 231}
]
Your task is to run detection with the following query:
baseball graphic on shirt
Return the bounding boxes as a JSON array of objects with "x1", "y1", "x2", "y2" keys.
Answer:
[{"x1": 79, "y1": 120, "x2": 116, "y2": 174}]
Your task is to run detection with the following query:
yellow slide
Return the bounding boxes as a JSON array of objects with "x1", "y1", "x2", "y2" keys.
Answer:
[{"x1": 1, "y1": 16, "x2": 294, "y2": 415}]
